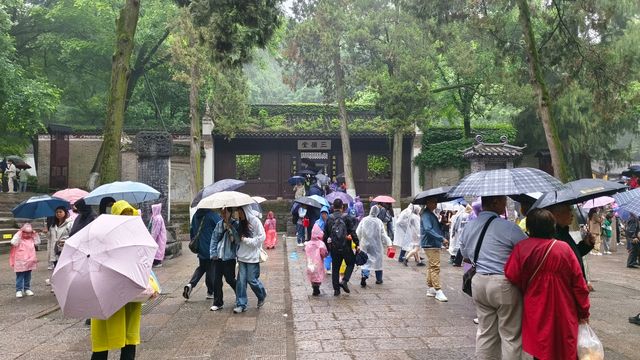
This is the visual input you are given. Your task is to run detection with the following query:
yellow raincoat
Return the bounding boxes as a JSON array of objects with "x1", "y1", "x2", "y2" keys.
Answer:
[{"x1": 90, "y1": 200, "x2": 143, "y2": 352}]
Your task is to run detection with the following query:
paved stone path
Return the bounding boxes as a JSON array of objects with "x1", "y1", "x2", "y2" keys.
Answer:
[{"x1": 0, "y1": 234, "x2": 638, "y2": 359}]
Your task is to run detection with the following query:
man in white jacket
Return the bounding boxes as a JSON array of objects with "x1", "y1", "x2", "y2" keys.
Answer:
[{"x1": 233, "y1": 206, "x2": 267, "y2": 313}]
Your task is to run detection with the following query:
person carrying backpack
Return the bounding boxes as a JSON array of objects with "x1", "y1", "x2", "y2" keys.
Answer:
[{"x1": 323, "y1": 198, "x2": 359, "y2": 296}]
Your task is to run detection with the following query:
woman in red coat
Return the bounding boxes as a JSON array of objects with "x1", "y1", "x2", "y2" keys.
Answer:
[{"x1": 505, "y1": 208, "x2": 590, "y2": 360}]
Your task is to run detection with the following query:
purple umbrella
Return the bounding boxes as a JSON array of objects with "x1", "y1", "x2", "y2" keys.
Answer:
[{"x1": 325, "y1": 192, "x2": 353, "y2": 206}]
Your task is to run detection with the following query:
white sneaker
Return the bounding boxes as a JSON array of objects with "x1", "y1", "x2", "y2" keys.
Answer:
[
  {"x1": 16, "y1": 291, "x2": 23, "y2": 298},
  {"x1": 426, "y1": 287, "x2": 436, "y2": 297},
  {"x1": 473, "y1": 318, "x2": 479, "y2": 324},
  {"x1": 435, "y1": 290, "x2": 448, "y2": 302},
  {"x1": 590, "y1": 251, "x2": 601, "y2": 256},
  {"x1": 326, "y1": 270, "x2": 332, "y2": 275},
  {"x1": 297, "y1": 243, "x2": 304, "y2": 247},
  {"x1": 45, "y1": 278, "x2": 51, "y2": 286},
  {"x1": 209, "y1": 305, "x2": 223, "y2": 311},
  {"x1": 604, "y1": 251, "x2": 612, "y2": 255},
  {"x1": 24, "y1": 290, "x2": 34, "y2": 296}
]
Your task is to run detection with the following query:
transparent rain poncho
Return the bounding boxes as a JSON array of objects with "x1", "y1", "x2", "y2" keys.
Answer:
[
  {"x1": 356, "y1": 206, "x2": 392, "y2": 271},
  {"x1": 394, "y1": 204, "x2": 421, "y2": 251}
]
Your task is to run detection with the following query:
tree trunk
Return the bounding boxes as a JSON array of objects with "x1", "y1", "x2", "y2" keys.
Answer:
[
  {"x1": 99, "y1": 0, "x2": 140, "y2": 184},
  {"x1": 391, "y1": 129, "x2": 403, "y2": 202},
  {"x1": 334, "y1": 51, "x2": 356, "y2": 196},
  {"x1": 517, "y1": 0, "x2": 570, "y2": 182},
  {"x1": 189, "y1": 59, "x2": 203, "y2": 198}
]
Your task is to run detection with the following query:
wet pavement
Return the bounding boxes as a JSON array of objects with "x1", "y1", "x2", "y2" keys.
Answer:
[{"x1": 0, "y1": 235, "x2": 638, "y2": 359}]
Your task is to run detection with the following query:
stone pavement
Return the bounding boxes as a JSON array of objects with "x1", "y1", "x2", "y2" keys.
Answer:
[{"x1": 0, "y1": 234, "x2": 638, "y2": 359}]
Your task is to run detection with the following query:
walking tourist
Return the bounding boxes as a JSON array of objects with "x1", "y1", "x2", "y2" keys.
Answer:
[
  {"x1": 396, "y1": 204, "x2": 423, "y2": 267},
  {"x1": 420, "y1": 198, "x2": 448, "y2": 302},
  {"x1": 448, "y1": 204, "x2": 472, "y2": 266},
  {"x1": 150, "y1": 203, "x2": 167, "y2": 267},
  {"x1": 234, "y1": 206, "x2": 267, "y2": 313},
  {"x1": 588, "y1": 208, "x2": 604, "y2": 255},
  {"x1": 263, "y1": 211, "x2": 277, "y2": 249},
  {"x1": 10, "y1": 223, "x2": 40, "y2": 297},
  {"x1": 90, "y1": 200, "x2": 143, "y2": 360},
  {"x1": 184, "y1": 209, "x2": 220, "y2": 300},
  {"x1": 458, "y1": 195, "x2": 527, "y2": 359},
  {"x1": 356, "y1": 206, "x2": 392, "y2": 287},
  {"x1": 306, "y1": 221, "x2": 328, "y2": 296},
  {"x1": 505, "y1": 209, "x2": 590, "y2": 360},
  {"x1": 209, "y1": 208, "x2": 238, "y2": 311},
  {"x1": 323, "y1": 198, "x2": 359, "y2": 296},
  {"x1": 601, "y1": 212, "x2": 613, "y2": 254}
]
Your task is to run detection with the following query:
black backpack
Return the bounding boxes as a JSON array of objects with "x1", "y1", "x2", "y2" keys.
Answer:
[{"x1": 331, "y1": 215, "x2": 349, "y2": 251}]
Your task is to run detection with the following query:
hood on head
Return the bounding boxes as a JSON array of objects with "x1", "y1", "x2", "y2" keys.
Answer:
[
  {"x1": 267, "y1": 211, "x2": 274, "y2": 219},
  {"x1": 152, "y1": 203, "x2": 162, "y2": 216},
  {"x1": 369, "y1": 205, "x2": 380, "y2": 217},
  {"x1": 320, "y1": 206, "x2": 329, "y2": 214},
  {"x1": 21, "y1": 223, "x2": 34, "y2": 233},
  {"x1": 74, "y1": 199, "x2": 92, "y2": 215},
  {"x1": 355, "y1": 195, "x2": 361, "y2": 202},
  {"x1": 111, "y1": 200, "x2": 138, "y2": 216}
]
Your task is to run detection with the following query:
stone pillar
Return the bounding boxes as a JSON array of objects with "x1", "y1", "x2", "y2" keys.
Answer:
[
  {"x1": 135, "y1": 131, "x2": 181, "y2": 258},
  {"x1": 411, "y1": 125, "x2": 423, "y2": 194}
]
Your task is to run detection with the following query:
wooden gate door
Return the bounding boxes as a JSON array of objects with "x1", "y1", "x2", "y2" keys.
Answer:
[{"x1": 48, "y1": 125, "x2": 71, "y2": 189}]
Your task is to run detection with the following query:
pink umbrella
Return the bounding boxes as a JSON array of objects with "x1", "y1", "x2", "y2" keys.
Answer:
[
  {"x1": 52, "y1": 188, "x2": 89, "y2": 205},
  {"x1": 51, "y1": 215, "x2": 157, "y2": 320},
  {"x1": 581, "y1": 196, "x2": 615, "y2": 209},
  {"x1": 372, "y1": 195, "x2": 396, "y2": 203}
]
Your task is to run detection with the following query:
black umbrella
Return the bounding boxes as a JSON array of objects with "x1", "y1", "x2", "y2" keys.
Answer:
[
  {"x1": 413, "y1": 186, "x2": 454, "y2": 204},
  {"x1": 191, "y1": 179, "x2": 246, "y2": 208},
  {"x1": 5, "y1": 155, "x2": 31, "y2": 170},
  {"x1": 294, "y1": 196, "x2": 323, "y2": 209},
  {"x1": 531, "y1": 178, "x2": 627, "y2": 210}
]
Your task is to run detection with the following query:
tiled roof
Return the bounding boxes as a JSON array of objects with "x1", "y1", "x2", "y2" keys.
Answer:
[
  {"x1": 213, "y1": 132, "x2": 414, "y2": 139},
  {"x1": 463, "y1": 139, "x2": 526, "y2": 159}
]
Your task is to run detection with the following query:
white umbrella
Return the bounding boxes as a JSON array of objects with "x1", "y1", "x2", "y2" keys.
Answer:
[{"x1": 196, "y1": 191, "x2": 256, "y2": 210}]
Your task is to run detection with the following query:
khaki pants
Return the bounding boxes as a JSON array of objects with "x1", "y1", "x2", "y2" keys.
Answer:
[
  {"x1": 472, "y1": 274, "x2": 523, "y2": 360},
  {"x1": 424, "y1": 249, "x2": 441, "y2": 290},
  {"x1": 593, "y1": 234, "x2": 602, "y2": 253}
]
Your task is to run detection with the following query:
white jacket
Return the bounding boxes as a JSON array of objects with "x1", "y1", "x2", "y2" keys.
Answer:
[{"x1": 236, "y1": 207, "x2": 266, "y2": 263}]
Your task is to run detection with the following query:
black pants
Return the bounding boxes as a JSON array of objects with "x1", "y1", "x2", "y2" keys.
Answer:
[
  {"x1": 91, "y1": 345, "x2": 135, "y2": 360},
  {"x1": 628, "y1": 241, "x2": 640, "y2": 267},
  {"x1": 331, "y1": 250, "x2": 355, "y2": 290},
  {"x1": 453, "y1": 249, "x2": 463, "y2": 267},
  {"x1": 189, "y1": 258, "x2": 214, "y2": 295},
  {"x1": 212, "y1": 259, "x2": 236, "y2": 307}
]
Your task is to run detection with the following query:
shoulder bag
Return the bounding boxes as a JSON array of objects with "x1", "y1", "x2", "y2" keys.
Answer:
[
  {"x1": 462, "y1": 215, "x2": 497, "y2": 297},
  {"x1": 188, "y1": 220, "x2": 205, "y2": 254}
]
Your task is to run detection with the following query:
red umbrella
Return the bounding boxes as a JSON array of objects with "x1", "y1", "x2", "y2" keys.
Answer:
[{"x1": 372, "y1": 195, "x2": 396, "y2": 203}]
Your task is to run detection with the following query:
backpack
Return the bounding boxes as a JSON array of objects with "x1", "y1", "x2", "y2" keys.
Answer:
[{"x1": 331, "y1": 215, "x2": 349, "y2": 251}]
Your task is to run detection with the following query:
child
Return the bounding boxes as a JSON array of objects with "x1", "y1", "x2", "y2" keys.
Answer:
[
  {"x1": 10, "y1": 223, "x2": 40, "y2": 297},
  {"x1": 601, "y1": 213, "x2": 613, "y2": 255},
  {"x1": 263, "y1": 211, "x2": 277, "y2": 249},
  {"x1": 305, "y1": 222, "x2": 328, "y2": 296},
  {"x1": 150, "y1": 203, "x2": 167, "y2": 268}
]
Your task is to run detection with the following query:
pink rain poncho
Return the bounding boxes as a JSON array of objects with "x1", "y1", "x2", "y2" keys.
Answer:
[
  {"x1": 263, "y1": 211, "x2": 278, "y2": 249},
  {"x1": 150, "y1": 203, "x2": 167, "y2": 261},
  {"x1": 10, "y1": 223, "x2": 41, "y2": 272},
  {"x1": 305, "y1": 224, "x2": 328, "y2": 284}
]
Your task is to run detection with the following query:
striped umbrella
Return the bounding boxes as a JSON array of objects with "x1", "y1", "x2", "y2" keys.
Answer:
[{"x1": 448, "y1": 167, "x2": 564, "y2": 197}]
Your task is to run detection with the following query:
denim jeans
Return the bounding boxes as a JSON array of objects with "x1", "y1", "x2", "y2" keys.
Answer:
[
  {"x1": 18, "y1": 181, "x2": 27, "y2": 192},
  {"x1": 361, "y1": 269, "x2": 383, "y2": 282},
  {"x1": 236, "y1": 261, "x2": 266, "y2": 309},
  {"x1": 16, "y1": 271, "x2": 32, "y2": 291},
  {"x1": 296, "y1": 223, "x2": 305, "y2": 244}
]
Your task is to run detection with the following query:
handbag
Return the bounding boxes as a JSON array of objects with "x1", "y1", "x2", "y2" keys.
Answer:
[
  {"x1": 188, "y1": 220, "x2": 205, "y2": 254},
  {"x1": 462, "y1": 215, "x2": 497, "y2": 297},
  {"x1": 259, "y1": 247, "x2": 269, "y2": 263},
  {"x1": 355, "y1": 250, "x2": 369, "y2": 266}
]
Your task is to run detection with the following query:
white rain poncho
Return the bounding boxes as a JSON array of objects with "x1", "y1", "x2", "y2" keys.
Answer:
[
  {"x1": 394, "y1": 204, "x2": 421, "y2": 251},
  {"x1": 356, "y1": 206, "x2": 392, "y2": 271},
  {"x1": 448, "y1": 205, "x2": 472, "y2": 256}
]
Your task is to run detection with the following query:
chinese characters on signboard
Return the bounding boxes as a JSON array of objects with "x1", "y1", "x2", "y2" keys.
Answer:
[{"x1": 297, "y1": 140, "x2": 331, "y2": 150}]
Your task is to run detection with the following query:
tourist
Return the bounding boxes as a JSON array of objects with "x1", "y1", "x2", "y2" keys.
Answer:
[
  {"x1": 184, "y1": 209, "x2": 220, "y2": 300},
  {"x1": 505, "y1": 208, "x2": 590, "y2": 360},
  {"x1": 458, "y1": 196, "x2": 527, "y2": 359},
  {"x1": 47, "y1": 206, "x2": 72, "y2": 270},
  {"x1": 209, "y1": 207, "x2": 238, "y2": 311},
  {"x1": 10, "y1": 223, "x2": 40, "y2": 297},
  {"x1": 356, "y1": 206, "x2": 392, "y2": 287},
  {"x1": 305, "y1": 220, "x2": 328, "y2": 296},
  {"x1": 98, "y1": 197, "x2": 116, "y2": 215},
  {"x1": 588, "y1": 208, "x2": 604, "y2": 255},
  {"x1": 448, "y1": 205, "x2": 472, "y2": 266},
  {"x1": 233, "y1": 206, "x2": 267, "y2": 313},
  {"x1": 293, "y1": 203, "x2": 308, "y2": 247},
  {"x1": 150, "y1": 203, "x2": 167, "y2": 268},
  {"x1": 263, "y1": 211, "x2": 278, "y2": 249},
  {"x1": 601, "y1": 212, "x2": 613, "y2": 254},
  {"x1": 353, "y1": 196, "x2": 365, "y2": 222},
  {"x1": 5, "y1": 159, "x2": 16, "y2": 193},
  {"x1": 323, "y1": 198, "x2": 359, "y2": 296},
  {"x1": 69, "y1": 199, "x2": 96, "y2": 237},
  {"x1": 18, "y1": 168, "x2": 28, "y2": 192},
  {"x1": 396, "y1": 205, "x2": 423, "y2": 267},
  {"x1": 545, "y1": 203, "x2": 594, "y2": 279},
  {"x1": 626, "y1": 214, "x2": 640, "y2": 268},
  {"x1": 420, "y1": 197, "x2": 448, "y2": 302},
  {"x1": 293, "y1": 182, "x2": 305, "y2": 199},
  {"x1": 90, "y1": 200, "x2": 143, "y2": 360}
]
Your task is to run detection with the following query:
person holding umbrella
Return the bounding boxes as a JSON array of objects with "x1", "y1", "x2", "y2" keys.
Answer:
[
  {"x1": 183, "y1": 209, "x2": 221, "y2": 300},
  {"x1": 209, "y1": 207, "x2": 239, "y2": 312},
  {"x1": 233, "y1": 206, "x2": 267, "y2": 313}
]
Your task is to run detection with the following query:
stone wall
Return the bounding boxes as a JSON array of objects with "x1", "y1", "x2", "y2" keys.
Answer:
[{"x1": 422, "y1": 167, "x2": 468, "y2": 190}]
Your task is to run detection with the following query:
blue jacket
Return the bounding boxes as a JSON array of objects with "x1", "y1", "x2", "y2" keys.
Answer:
[
  {"x1": 420, "y1": 210, "x2": 444, "y2": 249},
  {"x1": 210, "y1": 219, "x2": 240, "y2": 261},
  {"x1": 190, "y1": 210, "x2": 221, "y2": 259}
]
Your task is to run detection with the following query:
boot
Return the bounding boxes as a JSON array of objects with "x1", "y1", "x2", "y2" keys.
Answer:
[{"x1": 312, "y1": 285, "x2": 320, "y2": 296}]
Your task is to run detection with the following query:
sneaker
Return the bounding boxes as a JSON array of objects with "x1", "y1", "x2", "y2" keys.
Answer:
[
  {"x1": 435, "y1": 290, "x2": 448, "y2": 302},
  {"x1": 209, "y1": 305, "x2": 223, "y2": 311},
  {"x1": 206, "y1": 293, "x2": 214, "y2": 299},
  {"x1": 47, "y1": 265, "x2": 54, "y2": 270},
  {"x1": 403, "y1": 258, "x2": 409, "y2": 267},
  {"x1": 326, "y1": 269, "x2": 332, "y2": 275},
  {"x1": 416, "y1": 262, "x2": 426, "y2": 267},
  {"x1": 233, "y1": 306, "x2": 246, "y2": 313},
  {"x1": 16, "y1": 291, "x2": 23, "y2": 298},
  {"x1": 629, "y1": 313, "x2": 640, "y2": 325},
  {"x1": 604, "y1": 251, "x2": 612, "y2": 255},
  {"x1": 182, "y1": 284, "x2": 192, "y2": 300},
  {"x1": 426, "y1": 287, "x2": 436, "y2": 297},
  {"x1": 590, "y1": 251, "x2": 602, "y2": 256},
  {"x1": 340, "y1": 282, "x2": 350, "y2": 293},
  {"x1": 257, "y1": 294, "x2": 266, "y2": 308},
  {"x1": 333, "y1": 289, "x2": 340, "y2": 296},
  {"x1": 45, "y1": 278, "x2": 51, "y2": 286},
  {"x1": 24, "y1": 290, "x2": 34, "y2": 296},
  {"x1": 297, "y1": 243, "x2": 304, "y2": 247},
  {"x1": 152, "y1": 263, "x2": 163, "y2": 268},
  {"x1": 473, "y1": 318, "x2": 479, "y2": 324},
  {"x1": 375, "y1": 280, "x2": 383, "y2": 285},
  {"x1": 360, "y1": 278, "x2": 367, "y2": 288}
]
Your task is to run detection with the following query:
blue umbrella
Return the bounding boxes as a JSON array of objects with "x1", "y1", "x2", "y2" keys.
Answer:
[
  {"x1": 288, "y1": 176, "x2": 305, "y2": 186},
  {"x1": 191, "y1": 178, "x2": 246, "y2": 208},
  {"x1": 84, "y1": 181, "x2": 160, "y2": 205},
  {"x1": 12, "y1": 195, "x2": 70, "y2": 219},
  {"x1": 308, "y1": 195, "x2": 330, "y2": 208}
]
